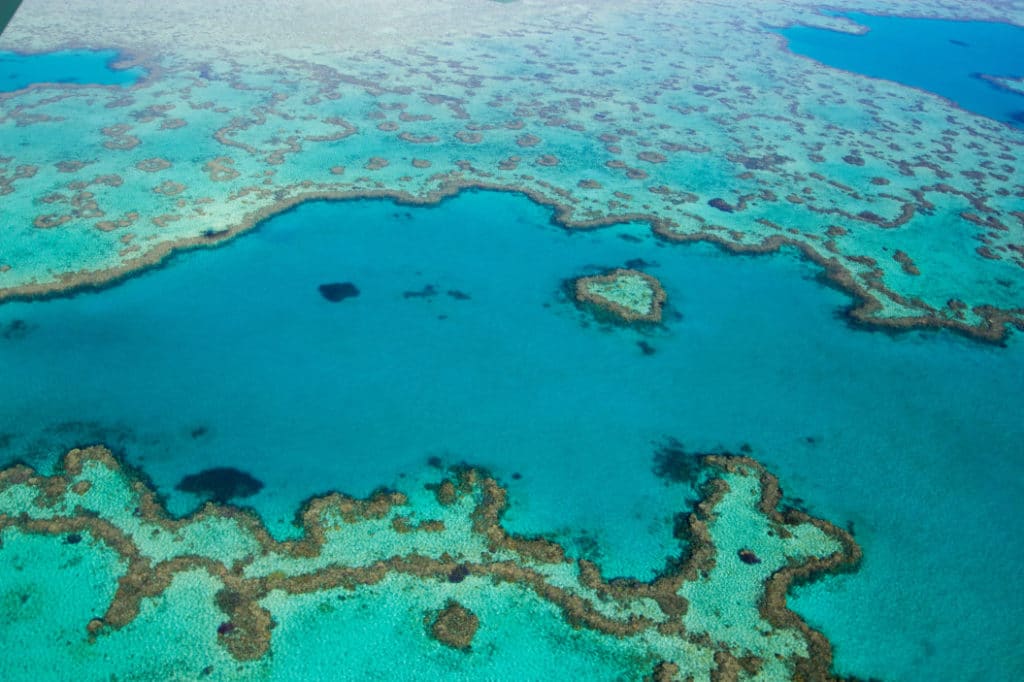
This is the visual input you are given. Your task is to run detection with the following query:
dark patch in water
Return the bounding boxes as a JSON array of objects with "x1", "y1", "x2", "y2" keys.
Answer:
[
  {"x1": 175, "y1": 467, "x2": 264, "y2": 503},
  {"x1": 1, "y1": 319, "x2": 34, "y2": 340},
  {"x1": 318, "y1": 282, "x2": 360, "y2": 302},
  {"x1": 511, "y1": 472, "x2": 522, "y2": 480},
  {"x1": 41, "y1": 421, "x2": 136, "y2": 459},
  {"x1": 426, "y1": 456, "x2": 443, "y2": 469},
  {"x1": 618, "y1": 233, "x2": 642, "y2": 243},
  {"x1": 446, "y1": 289, "x2": 471, "y2": 300},
  {"x1": 448, "y1": 564, "x2": 470, "y2": 583},
  {"x1": 573, "y1": 533, "x2": 602, "y2": 560},
  {"x1": 217, "y1": 621, "x2": 235, "y2": 636},
  {"x1": 652, "y1": 438, "x2": 702, "y2": 485},
  {"x1": 190, "y1": 426, "x2": 209, "y2": 439},
  {"x1": 671, "y1": 512, "x2": 694, "y2": 540},
  {"x1": 404, "y1": 284, "x2": 438, "y2": 299},
  {"x1": 652, "y1": 437, "x2": 740, "y2": 486},
  {"x1": 65, "y1": 532, "x2": 83, "y2": 544},
  {"x1": 783, "y1": 494, "x2": 810, "y2": 514},
  {"x1": 625, "y1": 258, "x2": 657, "y2": 269},
  {"x1": 738, "y1": 549, "x2": 761, "y2": 565},
  {"x1": 637, "y1": 340, "x2": 657, "y2": 356},
  {"x1": 949, "y1": 39, "x2": 969, "y2": 47}
]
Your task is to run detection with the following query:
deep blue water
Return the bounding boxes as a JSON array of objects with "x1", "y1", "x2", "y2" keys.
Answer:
[
  {"x1": 0, "y1": 49, "x2": 145, "y2": 92},
  {"x1": 779, "y1": 13, "x2": 1024, "y2": 128},
  {"x1": 0, "y1": 191, "x2": 1022, "y2": 679}
]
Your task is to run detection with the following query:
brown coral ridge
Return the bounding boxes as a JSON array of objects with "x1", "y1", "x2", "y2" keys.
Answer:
[
  {"x1": 573, "y1": 268, "x2": 667, "y2": 324},
  {"x1": 0, "y1": 445, "x2": 860, "y2": 678},
  {"x1": 0, "y1": 181, "x2": 1020, "y2": 343},
  {"x1": 704, "y1": 455, "x2": 864, "y2": 681}
]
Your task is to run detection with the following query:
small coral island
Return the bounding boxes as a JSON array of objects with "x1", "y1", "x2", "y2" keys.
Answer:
[
  {"x1": 573, "y1": 268, "x2": 667, "y2": 324},
  {"x1": 0, "y1": 444, "x2": 860, "y2": 680}
]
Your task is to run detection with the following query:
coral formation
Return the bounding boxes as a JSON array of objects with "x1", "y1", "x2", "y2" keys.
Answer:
[
  {"x1": 0, "y1": 445, "x2": 860, "y2": 679},
  {"x1": 0, "y1": 1, "x2": 1020, "y2": 340},
  {"x1": 574, "y1": 269, "x2": 667, "y2": 323},
  {"x1": 428, "y1": 600, "x2": 479, "y2": 650}
]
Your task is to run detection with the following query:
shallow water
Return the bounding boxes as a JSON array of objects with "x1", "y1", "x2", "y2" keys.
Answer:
[
  {"x1": 1, "y1": 190, "x2": 1022, "y2": 679},
  {"x1": 779, "y1": 13, "x2": 1024, "y2": 128},
  {"x1": 0, "y1": 49, "x2": 144, "y2": 92}
]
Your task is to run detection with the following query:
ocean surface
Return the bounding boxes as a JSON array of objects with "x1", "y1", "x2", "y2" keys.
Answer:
[
  {"x1": 0, "y1": 48, "x2": 144, "y2": 92},
  {"x1": 2, "y1": 190, "x2": 1023, "y2": 679},
  {"x1": 1, "y1": 6, "x2": 1023, "y2": 681},
  {"x1": 779, "y1": 13, "x2": 1024, "y2": 128}
]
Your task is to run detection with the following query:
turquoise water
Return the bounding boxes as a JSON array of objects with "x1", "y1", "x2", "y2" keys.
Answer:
[
  {"x1": 779, "y1": 13, "x2": 1024, "y2": 128},
  {"x1": 2, "y1": 10, "x2": 1024, "y2": 679},
  {"x1": 0, "y1": 49, "x2": 144, "y2": 92},
  {"x1": 1, "y1": 190, "x2": 1022, "y2": 680}
]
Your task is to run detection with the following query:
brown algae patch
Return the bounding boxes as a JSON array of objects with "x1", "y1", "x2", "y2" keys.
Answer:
[
  {"x1": 0, "y1": 444, "x2": 860, "y2": 678},
  {"x1": 574, "y1": 268, "x2": 667, "y2": 323}
]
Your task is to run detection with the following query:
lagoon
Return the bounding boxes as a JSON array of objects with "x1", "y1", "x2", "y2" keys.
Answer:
[
  {"x1": 778, "y1": 13, "x2": 1024, "y2": 128},
  {"x1": 0, "y1": 48, "x2": 144, "y2": 92},
  {"x1": 1, "y1": 190, "x2": 1022, "y2": 679}
]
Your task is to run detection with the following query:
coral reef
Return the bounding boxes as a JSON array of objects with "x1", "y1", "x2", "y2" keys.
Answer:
[
  {"x1": 0, "y1": 1, "x2": 1020, "y2": 340},
  {"x1": 428, "y1": 600, "x2": 479, "y2": 650},
  {"x1": 0, "y1": 444, "x2": 860, "y2": 679},
  {"x1": 574, "y1": 269, "x2": 667, "y2": 323}
]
